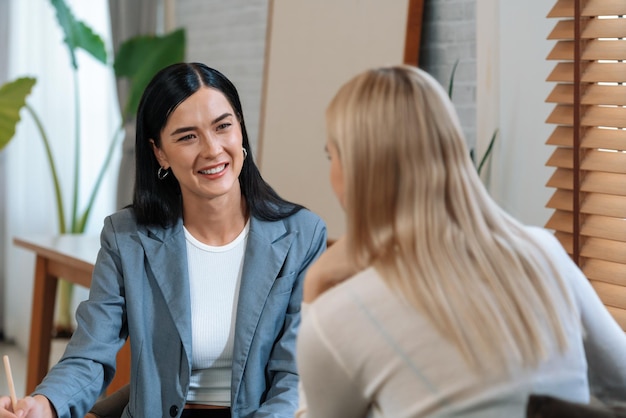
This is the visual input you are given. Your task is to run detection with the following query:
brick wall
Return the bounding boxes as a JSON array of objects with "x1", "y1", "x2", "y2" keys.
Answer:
[
  {"x1": 175, "y1": 0, "x2": 269, "y2": 157},
  {"x1": 420, "y1": 0, "x2": 477, "y2": 151}
]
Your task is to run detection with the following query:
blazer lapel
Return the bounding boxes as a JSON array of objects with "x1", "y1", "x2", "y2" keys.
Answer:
[
  {"x1": 231, "y1": 216, "x2": 294, "y2": 400},
  {"x1": 138, "y1": 219, "x2": 192, "y2": 366}
]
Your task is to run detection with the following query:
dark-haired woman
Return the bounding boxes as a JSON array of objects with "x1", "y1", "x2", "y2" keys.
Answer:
[{"x1": 0, "y1": 63, "x2": 326, "y2": 418}]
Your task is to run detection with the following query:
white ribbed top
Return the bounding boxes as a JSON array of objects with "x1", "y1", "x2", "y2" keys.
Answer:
[{"x1": 183, "y1": 220, "x2": 249, "y2": 406}]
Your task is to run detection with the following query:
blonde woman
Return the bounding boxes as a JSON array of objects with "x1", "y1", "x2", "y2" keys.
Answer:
[{"x1": 296, "y1": 65, "x2": 626, "y2": 417}]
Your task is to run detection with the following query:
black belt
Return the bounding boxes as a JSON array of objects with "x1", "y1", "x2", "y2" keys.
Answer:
[{"x1": 180, "y1": 408, "x2": 231, "y2": 418}]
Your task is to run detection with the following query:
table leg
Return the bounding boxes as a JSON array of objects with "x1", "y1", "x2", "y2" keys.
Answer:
[{"x1": 26, "y1": 256, "x2": 57, "y2": 394}]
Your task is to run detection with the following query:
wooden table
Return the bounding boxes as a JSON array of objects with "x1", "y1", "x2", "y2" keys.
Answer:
[{"x1": 13, "y1": 235, "x2": 130, "y2": 396}]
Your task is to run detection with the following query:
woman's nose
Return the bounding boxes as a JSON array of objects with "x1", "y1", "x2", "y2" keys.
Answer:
[{"x1": 199, "y1": 135, "x2": 221, "y2": 158}]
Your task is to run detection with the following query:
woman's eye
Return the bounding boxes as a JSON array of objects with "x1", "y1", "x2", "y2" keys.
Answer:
[
  {"x1": 177, "y1": 134, "x2": 195, "y2": 142},
  {"x1": 217, "y1": 123, "x2": 232, "y2": 131}
]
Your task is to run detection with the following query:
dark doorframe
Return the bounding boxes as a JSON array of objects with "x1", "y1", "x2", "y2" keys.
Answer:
[{"x1": 404, "y1": 0, "x2": 424, "y2": 66}]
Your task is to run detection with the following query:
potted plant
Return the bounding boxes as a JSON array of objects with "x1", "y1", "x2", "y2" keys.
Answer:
[{"x1": 0, "y1": 0, "x2": 186, "y2": 335}]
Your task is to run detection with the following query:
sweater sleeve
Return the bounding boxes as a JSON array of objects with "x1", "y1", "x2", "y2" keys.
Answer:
[
  {"x1": 574, "y1": 270, "x2": 626, "y2": 403},
  {"x1": 547, "y1": 232, "x2": 626, "y2": 404},
  {"x1": 296, "y1": 303, "x2": 370, "y2": 418}
]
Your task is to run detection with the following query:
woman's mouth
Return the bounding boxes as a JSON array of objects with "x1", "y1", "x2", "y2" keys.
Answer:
[{"x1": 199, "y1": 164, "x2": 227, "y2": 175}]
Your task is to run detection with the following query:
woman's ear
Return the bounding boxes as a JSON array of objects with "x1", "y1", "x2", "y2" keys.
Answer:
[{"x1": 150, "y1": 139, "x2": 168, "y2": 168}]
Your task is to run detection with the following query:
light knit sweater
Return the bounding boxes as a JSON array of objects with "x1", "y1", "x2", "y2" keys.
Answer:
[{"x1": 296, "y1": 227, "x2": 626, "y2": 417}]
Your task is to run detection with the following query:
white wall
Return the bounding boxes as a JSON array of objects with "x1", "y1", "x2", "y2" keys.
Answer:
[
  {"x1": 478, "y1": 0, "x2": 555, "y2": 227},
  {"x1": 259, "y1": 0, "x2": 409, "y2": 239}
]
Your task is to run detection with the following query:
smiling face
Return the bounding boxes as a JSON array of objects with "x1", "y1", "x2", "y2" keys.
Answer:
[{"x1": 151, "y1": 87, "x2": 244, "y2": 207}]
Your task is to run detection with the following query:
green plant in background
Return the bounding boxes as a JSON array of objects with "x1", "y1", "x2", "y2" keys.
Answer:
[
  {"x1": 470, "y1": 128, "x2": 498, "y2": 176},
  {"x1": 447, "y1": 59, "x2": 497, "y2": 177},
  {"x1": 0, "y1": 0, "x2": 186, "y2": 335}
]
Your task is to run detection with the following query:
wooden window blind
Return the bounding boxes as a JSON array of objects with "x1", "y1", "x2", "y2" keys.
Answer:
[{"x1": 544, "y1": 0, "x2": 626, "y2": 330}]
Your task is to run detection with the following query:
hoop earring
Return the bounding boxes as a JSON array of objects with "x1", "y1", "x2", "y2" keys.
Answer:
[
  {"x1": 243, "y1": 148, "x2": 248, "y2": 159},
  {"x1": 157, "y1": 167, "x2": 170, "y2": 180}
]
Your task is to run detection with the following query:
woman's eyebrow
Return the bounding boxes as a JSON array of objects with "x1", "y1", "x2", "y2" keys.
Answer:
[
  {"x1": 169, "y1": 126, "x2": 195, "y2": 136},
  {"x1": 211, "y1": 112, "x2": 232, "y2": 125},
  {"x1": 168, "y1": 113, "x2": 233, "y2": 136}
]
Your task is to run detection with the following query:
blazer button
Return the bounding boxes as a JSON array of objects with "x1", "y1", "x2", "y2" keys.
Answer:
[{"x1": 169, "y1": 405, "x2": 179, "y2": 417}]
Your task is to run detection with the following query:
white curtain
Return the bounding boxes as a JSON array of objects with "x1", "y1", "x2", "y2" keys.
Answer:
[
  {"x1": 2, "y1": 0, "x2": 120, "y2": 350},
  {"x1": 108, "y1": 0, "x2": 158, "y2": 209},
  {"x1": 0, "y1": 0, "x2": 10, "y2": 339}
]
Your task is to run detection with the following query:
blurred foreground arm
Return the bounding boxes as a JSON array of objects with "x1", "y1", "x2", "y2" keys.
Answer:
[
  {"x1": 303, "y1": 236, "x2": 359, "y2": 303},
  {"x1": 84, "y1": 384, "x2": 129, "y2": 418}
]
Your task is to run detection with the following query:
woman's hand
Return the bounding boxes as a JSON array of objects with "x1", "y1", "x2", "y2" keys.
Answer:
[
  {"x1": 0, "y1": 395, "x2": 57, "y2": 418},
  {"x1": 303, "y1": 236, "x2": 359, "y2": 303},
  {"x1": 0, "y1": 396, "x2": 15, "y2": 418}
]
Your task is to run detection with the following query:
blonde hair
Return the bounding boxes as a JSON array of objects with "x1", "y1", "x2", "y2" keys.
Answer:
[{"x1": 326, "y1": 65, "x2": 571, "y2": 372}]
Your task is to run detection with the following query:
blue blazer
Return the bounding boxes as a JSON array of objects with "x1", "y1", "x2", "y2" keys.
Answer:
[{"x1": 34, "y1": 207, "x2": 327, "y2": 418}]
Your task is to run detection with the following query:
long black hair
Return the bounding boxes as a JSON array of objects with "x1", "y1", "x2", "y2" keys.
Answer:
[{"x1": 133, "y1": 62, "x2": 303, "y2": 227}]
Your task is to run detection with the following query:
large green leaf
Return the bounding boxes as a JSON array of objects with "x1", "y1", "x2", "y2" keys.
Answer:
[
  {"x1": 50, "y1": 0, "x2": 107, "y2": 68},
  {"x1": 0, "y1": 77, "x2": 36, "y2": 151},
  {"x1": 114, "y1": 28, "x2": 186, "y2": 120}
]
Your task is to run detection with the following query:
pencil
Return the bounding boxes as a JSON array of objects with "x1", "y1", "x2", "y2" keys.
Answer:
[{"x1": 2, "y1": 355, "x2": 17, "y2": 411}]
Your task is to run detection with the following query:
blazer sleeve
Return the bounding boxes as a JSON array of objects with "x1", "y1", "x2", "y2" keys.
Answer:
[
  {"x1": 253, "y1": 217, "x2": 327, "y2": 417},
  {"x1": 32, "y1": 215, "x2": 129, "y2": 418}
]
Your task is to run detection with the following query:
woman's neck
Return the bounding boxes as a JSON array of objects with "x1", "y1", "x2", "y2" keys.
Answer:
[{"x1": 182, "y1": 194, "x2": 248, "y2": 246}]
